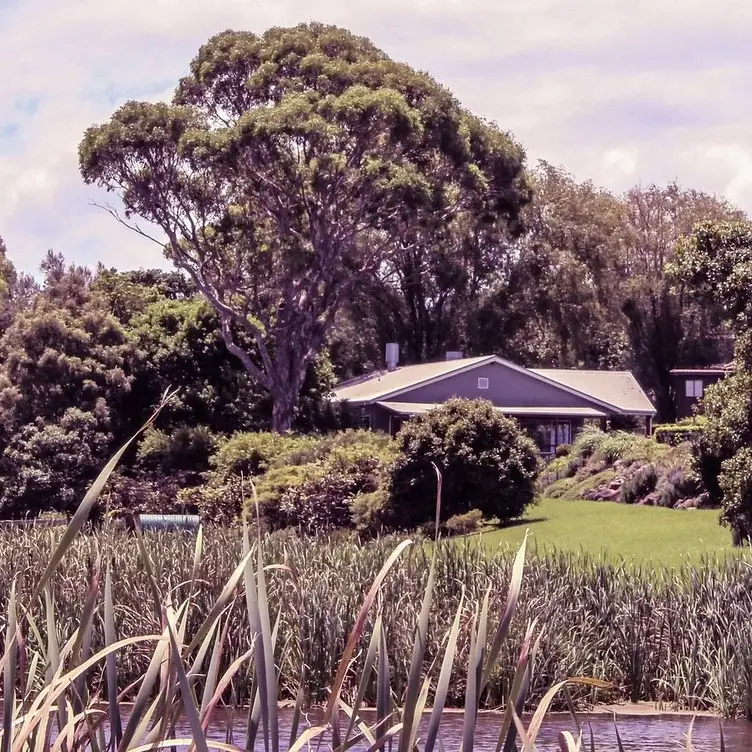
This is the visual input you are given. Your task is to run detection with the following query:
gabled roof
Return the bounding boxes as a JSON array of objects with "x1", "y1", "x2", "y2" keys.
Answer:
[
  {"x1": 333, "y1": 355, "x2": 656, "y2": 416},
  {"x1": 332, "y1": 356, "x2": 492, "y2": 403},
  {"x1": 531, "y1": 369, "x2": 655, "y2": 415}
]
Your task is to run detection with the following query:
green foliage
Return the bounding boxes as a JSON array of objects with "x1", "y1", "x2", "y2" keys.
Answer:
[
  {"x1": 691, "y1": 372, "x2": 752, "y2": 507},
  {"x1": 595, "y1": 431, "x2": 640, "y2": 464},
  {"x1": 79, "y1": 23, "x2": 530, "y2": 431},
  {"x1": 275, "y1": 455, "x2": 384, "y2": 534},
  {"x1": 719, "y1": 448, "x2": 752, "y2": 544},
  {"x1": 554, "y1": 443, "x2": 572, "y2": 458},
  {"x1": 445, "y1": 509, "x2": 484, "y2": 535},
  {"x1": 137, "y1": 425, "x2": 217, "y2": 474},
  {"x1": 0, "y1": 408, "x2": 112, "y2": 516},
  {"x1": 0, "y1": 275, "x2": 136, "y2": 516},
  {"x1": 653, "y1": 418, "x2": 706, "y2": 446},
  {"x1": 197, "y1": 429, "x2": 396, "y2": 528},
  {"x1": 572, "y1": 426, "x2": 606, "y2": 458},
  {"x1": 655, "y1": 465, "x2": 699, "y2": 508},
  {"x1": 387, "y1": 399, "x2": 540, "y2": 529},
  {"x1": 211, "y1": 432, "x2": 308, "y2": 479},
  {"x1": 619, "y1": 464, "x2": 658, "y2": 504}
]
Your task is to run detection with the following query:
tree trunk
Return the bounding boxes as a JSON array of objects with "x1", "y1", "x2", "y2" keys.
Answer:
[{"x1": 271, "y1": 393, "x2": 295, "y2": 434}]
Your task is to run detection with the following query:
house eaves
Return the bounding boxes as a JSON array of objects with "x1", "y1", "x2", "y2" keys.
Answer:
[{"x1": 337, "y1": 355, "x2": 647, "y2": 416}]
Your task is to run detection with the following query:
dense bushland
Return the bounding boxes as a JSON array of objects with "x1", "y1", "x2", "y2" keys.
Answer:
[{"x1": 159, "y1": 400, "x2": 539, "y2": 533}]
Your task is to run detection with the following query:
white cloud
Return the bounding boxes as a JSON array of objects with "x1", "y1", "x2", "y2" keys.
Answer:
[
  {"x1": 2, "y1": 0, "x2": 752, "y2": 273},
  {"x1": 602, "y1": 149, "x2": 639, "y2": 178}
]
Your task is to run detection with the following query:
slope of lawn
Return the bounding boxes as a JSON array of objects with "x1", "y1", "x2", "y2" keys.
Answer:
[{"x1": 479, "y1": 497, "x2": 736, "y2": 568}]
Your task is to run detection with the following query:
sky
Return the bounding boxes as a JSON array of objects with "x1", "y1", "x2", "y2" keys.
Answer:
[{"x1": 2, "y1": 0, "x2": 752, "y2": 276}]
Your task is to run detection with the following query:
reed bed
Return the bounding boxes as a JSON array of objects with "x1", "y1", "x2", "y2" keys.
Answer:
[{"x1": 2, "y1": 524, "x2": 752, "y2": 719}]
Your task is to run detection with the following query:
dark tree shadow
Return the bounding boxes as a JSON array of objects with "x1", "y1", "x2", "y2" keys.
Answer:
[{"x1": 496, "y1": 517, "x2": 548, "y2": 530}]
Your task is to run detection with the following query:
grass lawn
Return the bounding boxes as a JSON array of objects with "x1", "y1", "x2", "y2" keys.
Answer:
[{"x1": 479, "y1": 497, "x2": 740, "y2": 568}]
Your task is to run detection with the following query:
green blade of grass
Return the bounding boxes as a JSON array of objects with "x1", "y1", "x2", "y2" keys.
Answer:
[
  {"x1": 288, "y1": 666, "x2": 306, "y2": 751},
  {"x1": 200, "y1": 615, "x2": 227, "y2": 717},
  {"x1": 558, "y1": 730, "x2": 580, "y2": 752},
  {"x1": 117, "y1": 629, "x2": 170, "y2": 752},
  {"x1": 398, "y1": 547, "x2": 436, "y2": 752},
  {"x1": 253, "y1": 503, "x2": 279, "y2": 752},
  {"x1": 3, "y1": 583, "x2": 17, "y2": 752},
  {"x1": 614, "y1": 716, "x2": 625, "y2": 752},
  {"x1": 186, "y1": 549, "x2": 254, "y2": 656},
  {"x1": 482, "y1": 532, "x2": 529, "y2": 691},
  {"x1": 376, "y1": 612, "x2": 392, "y2": 740},
  {"x1": 165, "y1": 612, "x2": 209, "y2": 752},
  {"x1": 525, "y1": 679, "x2": 611, "y2": 747},
  {"x1": 495, "y1": 622, "x2": 536, "y2": 752},
  {"x1": 325, "y1": 539, "x2": 412, "y2": 722},
  {"x1": 685, "y1": 716, "x2": 695, "y2": 752},
  {"x1": 200, "y1": 647, "x2": 255, "y2": 733},
  {"x1": 424, "y1": 591, "x2": 465, "y2": 752},
  {"x1": 344, "y1": 615, "x2": 381, "y2": 746},
  {"x1": 104, "y1": 561, "x2": 123, "y2": 751}
]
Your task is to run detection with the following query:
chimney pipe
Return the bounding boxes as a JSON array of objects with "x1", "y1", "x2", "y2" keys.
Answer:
[{"x1": 385, "y1": 342, "x2": 399, "y2": 372}]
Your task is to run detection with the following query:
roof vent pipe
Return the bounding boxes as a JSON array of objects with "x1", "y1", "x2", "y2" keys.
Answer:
[{"x1": 385, "y1": 343, "x2": 399, "y2": 372}]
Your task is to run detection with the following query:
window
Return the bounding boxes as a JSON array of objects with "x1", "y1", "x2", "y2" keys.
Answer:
[
  {"x1": 358, "y1": 414, "x2": 371, "y2": 430},
  {"x1": 477, "y1": 377, "x2": 489, "y2": 390},
  {"x1": 685, "y1": 379, "x2": 704, "y2": 398}
]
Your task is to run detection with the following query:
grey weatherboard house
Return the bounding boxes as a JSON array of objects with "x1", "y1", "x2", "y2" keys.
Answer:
[{"x1": 332, "y1": 353, "x2": 656, "y2": 454}]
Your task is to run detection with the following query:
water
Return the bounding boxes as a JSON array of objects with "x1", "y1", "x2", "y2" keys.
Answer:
[{"x1": 187, "y1": 708, "x2": 752, "y2": 751}]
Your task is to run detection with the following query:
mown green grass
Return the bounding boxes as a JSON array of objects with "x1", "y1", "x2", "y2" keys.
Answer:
[{"x1": 478, "y1": 497, "x2": 736, "y2": 568}]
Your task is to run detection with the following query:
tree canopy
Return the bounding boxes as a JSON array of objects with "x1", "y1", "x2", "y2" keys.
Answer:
[{"x1": 79, "y1": 23, "x2": 530, "y2": 431}]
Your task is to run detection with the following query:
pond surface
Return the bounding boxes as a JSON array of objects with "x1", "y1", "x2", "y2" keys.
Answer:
[{"x1": 189, "y1": 708, "x2": 751, "y2": 751}]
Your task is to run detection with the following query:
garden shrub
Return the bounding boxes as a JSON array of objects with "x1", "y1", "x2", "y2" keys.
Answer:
[
  {"x1": 386, "y1": 398, "x2": 540, "y2": 529},
  {"x1": 137, "y1": 425, "x2": 217, "y2": 476},
  {"x1": 620, "y1": 464, "x2": 658, "y2": 504},
  {"x1": 572, "y1": 427, "x2": 606, "y2": 459},
  {"x1": 654, "y1": 465, "x2": 700, "y2": 508},
  {"x1": 597, "y1": 431, "x2": 640, "y2": 464},
  {"x1": 351, "y1": 487, "x2": 390, "y2": 533},
  {"x1": 691, "y1": 373, "x2": 752, "y2": 509},
  {"x1": 445, "y1": 509, "x2": 484, "y2": 535},
  {"x1": 555, "y1": 443, "x2": 572, "y2": 458},
  {"x1": 275, "y1": 455, "x2": 384, "y2": 534},
  {"x1": 100, "y1": 472, "x2": 195, "y2": 521},
  {"x1": 654, "y1": 418, "x2": 706, "y2": 446},
  {"x1": 211, "y1": 432, "x2": 309, "y2": 479},
  {"x1": 719, "y1": 447, "x2": 752, "y2": 545}
]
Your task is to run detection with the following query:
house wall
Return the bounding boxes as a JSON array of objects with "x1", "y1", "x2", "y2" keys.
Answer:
[
  {"x1": 672, "y1": 373, "x2": 725, "y2": 420},
  {"x1": 400, "y1": 362, "x2": 602, "y2": 409}
]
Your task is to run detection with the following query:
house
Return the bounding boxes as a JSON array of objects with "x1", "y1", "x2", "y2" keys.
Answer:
[
  {"x1": 669, "y1": 364, "x2": 733, "y2": 420},
  {"x1": 332, "y1": 349, "x2": 656, "y2": 454}
]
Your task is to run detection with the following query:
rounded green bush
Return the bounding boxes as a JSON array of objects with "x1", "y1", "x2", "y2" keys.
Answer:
[
  {"x1": 719, "y1": 447, "x2": 752, "y2": 544},
  {"x1": 386, "y1": 398, "x2": 540, "y2": 529}
]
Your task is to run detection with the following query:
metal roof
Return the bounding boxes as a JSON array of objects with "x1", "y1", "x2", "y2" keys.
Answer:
[
  {"x1": 530, "y1": 369, "x2": 655, "y2": 416},
  {"x1": 333, "y1": 356, "x2": 492, "y2": 403},
  {"x1": 333, "y1": 355, "x2": 656, "y2": 417},
  {"x1": 377, "y1": 402, "x2": 608, "y2": 418}
]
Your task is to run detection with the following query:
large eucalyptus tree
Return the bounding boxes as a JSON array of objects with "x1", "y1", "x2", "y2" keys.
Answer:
[{"x1": 79, "y1": 23, "x2": 529, "y2": 431}]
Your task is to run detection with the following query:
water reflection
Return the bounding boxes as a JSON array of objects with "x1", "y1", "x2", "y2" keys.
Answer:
[{"x1": 190, "y1": 708, "x2": 748, "y2": 751}]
